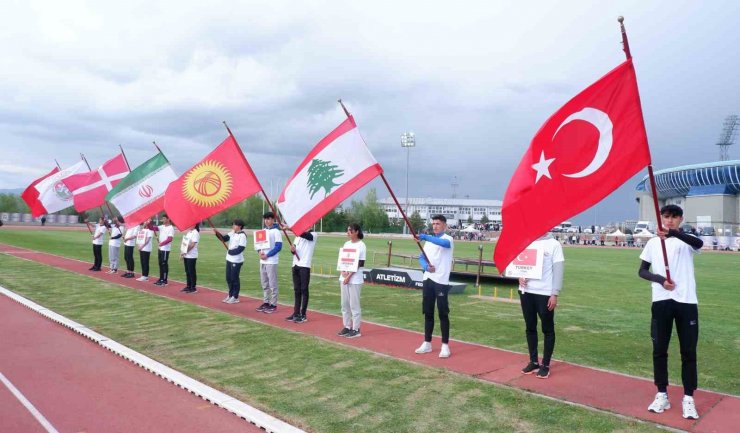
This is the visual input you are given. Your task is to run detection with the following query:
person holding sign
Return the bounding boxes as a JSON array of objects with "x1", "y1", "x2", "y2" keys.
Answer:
[
  {"x1": 180, "y1": 223, "x2": 200, "y2": 294},
  {"x1": 517, "y1": 233, "x2": 564, "y2": 379},
  {"x1": 414, "y1": 215, "x2": 454, "y2": 358},
  {"x1": 256, "y1": 212, "x2": 282, "y2": 314},
  {"x1": 107, "y1": 217, "x2": 123, "y2": 274},
  {"x1": 639, "y1": 205, "x2": 703, "y2": 420},
  {"x1": 282, "y1": 224, "x2": 316, "y2": 323},
  {"x1": 136, "y1": 219, "x2": 153, "y2": 281},
  {"x1": 149, "y1": 214, "x2": 175, "y2": 286},
  {"x1": 84, "y1": 217, "x2": 106, "y2": 271},
  {"x1": 215, "y1": 219, "x2": 248, "y2": 304},
  {"x1": 122, "y1": 219, "x2": 140, "y2": 278},
  {"x1": 337, "y1": 223, "x2": 366, "y2": 338}
]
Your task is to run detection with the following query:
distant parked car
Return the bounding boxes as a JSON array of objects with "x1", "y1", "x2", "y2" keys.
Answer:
[
  {"x1": 699, "y1": 227, "x2": 716, "y2": 236},
  {"x1": 679, "y1": 223, "x2": 695, "y2": 234},
  {"x1": 551, "y1": 227, "x2": 562, "y2": 233},
  {"x1": 565, "y1": 227, "x2": 579, "y2": 233}
]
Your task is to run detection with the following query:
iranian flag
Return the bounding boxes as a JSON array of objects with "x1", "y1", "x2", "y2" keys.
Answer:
[
  {"x1": 278, "y1": 115, "x2": 383, "y2": 235},
  {"x1": 105, "y1": 152, "x2": 178, "y2": 225}
]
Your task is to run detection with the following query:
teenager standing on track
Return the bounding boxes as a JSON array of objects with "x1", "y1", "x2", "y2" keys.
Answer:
[
  {"x1": 414, "y1": 214, "x2": 454, "y2": 359},
  {"x1": 337, "y1": 223, "x2": 366, "y2": 338},
  {"x1": 640, "y1": 205, "x2": 703, "y2": 420},
  {"x1": 107, "y1": 217, "x2": 123, "y2": 274},
  {"x1": 150, "y1": 214, "x2": 174, "y2": 286},
  {"x1": 136, "y1": 219, "x2": 153, "y2": 281},
  {"x1": 122, "y1": 219, "x2": 139, "y2": 278},
  {"x1": 180, "y1": 223, "x2": 200, "y2": 294},
  {"x1": 215, "y1": 219, "x2": 248, "y2": 304},
  {"x1": 256, "y1": 212, "x2": 282, "y2": 314},
  {"x1": 518, "y1": 232, "x2": 564, "y2": 379},
  {"x1": 85, "y1": 216, "x2": 106, "y2": 271},
  {"x1": 283, "y1": 224, "x2": 316, "y2": 323}
]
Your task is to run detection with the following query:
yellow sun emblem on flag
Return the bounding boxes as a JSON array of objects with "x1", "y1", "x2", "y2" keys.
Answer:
[{"x1": 182, "y1": 160, "x2": 233, "y2": 207}]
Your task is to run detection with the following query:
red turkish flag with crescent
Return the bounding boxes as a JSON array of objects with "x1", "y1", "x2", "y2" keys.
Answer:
[{"x1": 494, "y1": 59, "x2": 651, "y2": 272}]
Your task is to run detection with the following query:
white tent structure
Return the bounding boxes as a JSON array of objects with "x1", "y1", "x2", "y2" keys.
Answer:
[
  {"x1": 633, "y1": 229, "x2": 655, "y2": 239},
  {"x1": 461, "y1": 225, "x2": 481, "y2": 233},
  {"x1": 606, "y1": 229, "x2": 625, "y2": 237}
]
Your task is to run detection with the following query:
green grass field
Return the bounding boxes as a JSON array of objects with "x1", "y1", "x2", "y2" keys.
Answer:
[{"x1": 0, "y1": 227, "x2": 738, "y2": 431}]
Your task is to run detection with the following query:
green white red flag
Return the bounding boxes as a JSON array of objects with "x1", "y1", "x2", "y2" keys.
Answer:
[
  {"x1": 278, "y1": 115, "x2": 383, "y2": 235},
  {"x1": 105, "y1": 152, "x2": 178, "y2": 224}
]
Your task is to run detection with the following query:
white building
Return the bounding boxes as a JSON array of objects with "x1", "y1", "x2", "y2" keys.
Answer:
[{"x1": 379, "y1": 197, "x2": 502, "y2": 227}]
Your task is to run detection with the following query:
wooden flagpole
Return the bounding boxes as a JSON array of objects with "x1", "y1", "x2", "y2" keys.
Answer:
[
  {"x1": 337, "y1": 99, "x2": 430, "y2": 264},
  {"x1": 221, "y1": 121, "x2": 299, "y2": 258},
  {"x1": 118, "y1": 144, "x2": 132, "y2": 171},
  {"x1": 54, "y1": 159, "x2": 62, "y2": 170},
  {"x1": 619, "y1": 16, "x2": 672, "y2": 283},
  {"x1": 80, "y1": 153, "x2": 107, "y2": 219}
]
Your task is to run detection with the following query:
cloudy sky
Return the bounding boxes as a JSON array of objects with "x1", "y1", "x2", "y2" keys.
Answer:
[{"x1": 1, "y1": 0, "x2": 738, "y2": 224}]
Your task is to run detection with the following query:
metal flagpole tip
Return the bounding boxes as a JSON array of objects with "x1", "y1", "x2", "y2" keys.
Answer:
[{"x1": 617, "y1": 16, "x2": 624, "y2": 23}]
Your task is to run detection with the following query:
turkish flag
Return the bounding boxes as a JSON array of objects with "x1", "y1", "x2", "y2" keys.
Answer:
[
  {"x1": 21, "y1": 167, "x2": 59, "y2": 217},
  {"x1": 513, "y1": 249, "x2": 538, "y2": 266},
  {"x1": 63, "y1": 154, "x2": 130, "y2": 212},
  {"x1": 164, "y1": 135, "x2": 262, "y2": 231},
  {"x1": 494, "y1": 59, "x2": 651, "y2": 272}
]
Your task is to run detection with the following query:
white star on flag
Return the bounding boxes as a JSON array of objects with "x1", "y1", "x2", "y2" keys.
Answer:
[{"x1": 531, "y1": 151, "x2": 555, "y2": 184}]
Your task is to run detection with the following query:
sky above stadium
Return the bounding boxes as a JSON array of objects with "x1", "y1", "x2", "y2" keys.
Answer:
[{"x1": 1, "y1": 0, "x2": 738, "y2": 224}]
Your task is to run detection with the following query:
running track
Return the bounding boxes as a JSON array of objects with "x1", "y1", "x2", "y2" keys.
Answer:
[{"x1": 1, "y1": 243, "x2": 738, "y2": 433}]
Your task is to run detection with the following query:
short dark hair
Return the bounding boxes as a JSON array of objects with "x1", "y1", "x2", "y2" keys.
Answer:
[
  {"x1": 118, "y1": 216, "x2": 125, "y2": 224},
  {"x1": 660, "y1": 204, "x2": 683, "y2": 218},
  {"x1": 263, "y1": 211, "x2": 275, "y2": 219},
  {"x1": 431, "y1": 214, "x2": 447, "y2": 223},
  {"x1": 232, "y1": 219, "x2": 245, "y2": 229},
  {"x1": 193, "y1": 222, "x2": 200, "y2": 232},
  {"x1": 161, "y1": 213, "x2": 169, "y2": 219},
  {"x1": 348, "y1": 222, "x2": 364, "y2": 239}
]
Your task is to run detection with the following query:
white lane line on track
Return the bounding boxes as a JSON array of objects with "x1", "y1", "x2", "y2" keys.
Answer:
[{"x1": 0, "y1": 372, "x2": 59, "y2": 433}]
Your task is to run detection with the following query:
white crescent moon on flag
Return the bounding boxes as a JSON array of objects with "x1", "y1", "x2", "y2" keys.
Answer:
[
  {"x1": 551, "y1": 107, "x2": 613, "y2": 178},
  {"x1": 516, "y1": 253, "x2": 527, "y2": 262}
]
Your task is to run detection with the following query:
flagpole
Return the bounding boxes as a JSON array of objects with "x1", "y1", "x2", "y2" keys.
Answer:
[
  {"x1": 222, "y1": 121, "x2": 299, "y2": 259},
  {"x1": 153, "y1": 140, "x2": 163, "y2": 154},
  {"x1": 119, "y1": 145, "x2": 132, "y2": 171},
  {"x1": 205, "y1": 218, "x2": 228, "y2": 250},
  {"x1": 337, "y1": 99, "x2": 430, "y2": 263},
  {"x1": 54, "y1": 159, "x2": 62, "y2": 170},
  {"x1": 619, "y1": 16, "x2": 672, "y2": 283},
  {"x1": 80, "y1": 153, "x2": 107, "y2": 219}
]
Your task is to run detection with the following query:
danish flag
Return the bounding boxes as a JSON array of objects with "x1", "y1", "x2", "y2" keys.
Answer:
[{"x1": 63, "y1": 154, "x2": 130, "y2": 212}]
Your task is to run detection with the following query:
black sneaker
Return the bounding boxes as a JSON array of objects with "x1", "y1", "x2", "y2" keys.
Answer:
[
  {"x1": 521, "y1": 362, "x2": 540, "y2": 375},
  {"x1": 153, "y1": 280, "x2": 163, "y2": 286},
  {"x1": 89, "y1": 266, "x2": 96, "y2": 271},
  {"x1": 263, "y1": 305, "x2": 277, "y2": 314},
  {"x1": 293, "y1": 315, "x2": 307, "y2": 323},
  {"x1": 180, "y1": 287, "x2": 189, "y2": 292},
  {"x1": 337, "y1": 327, "x2": 351, "y2": 336},
  {"x1": 256, "y1": 303, "x2": 269, "y2": 312},
  {"x1": 345, "y1": 329, "x2": 361, "y2": 338},
  {"x1": 184, "y1": 288, "x2": 198, "y2": 294},
  {"x1": 536, "y1": 366, "x2": 550, "y2": 379},
  {"x1": 285, "y1": 314, "x2": 297, "y2": 321}
]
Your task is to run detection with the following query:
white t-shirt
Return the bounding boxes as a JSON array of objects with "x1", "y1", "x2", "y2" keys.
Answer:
[
  {"x1": 521, "y1": 238, "x2": 564, "y2": 296},
  {"x1": 339, "y1": 240, "x2": 366, "y2": 285},
  {"x1": 158, "y1": 224, "x2": 175, "y2": 251},
  {"x1": 639, "y1": 236, "x2": 699, "y2": 304},
  {"x1": 422, "y1": 233, "x2": 454, "y2": 285},
  {"x1": 92, "y1": 224, "x2": 107, "y2": 246},
  {"x1": 124, "y1": 225, "x2": 140, "y2": 247},
  {"x1": 182, "y1": 230, "x2": 200, "y2": 259},
  {"x1": 137, "y1": 228, "x2": 153, "y2": 252},
  {"x1": 259, "y1": 227, "x2": 282, "y2": 265},
  {"x1": 108, "y1": 226, "x2": 122, "y2": 247},
  {"x1": 226, "y1": 231, "x2": 248, "y2": 263},
  {"x1": 292, "y1": 232, "x2": 317, "y2": 268}
]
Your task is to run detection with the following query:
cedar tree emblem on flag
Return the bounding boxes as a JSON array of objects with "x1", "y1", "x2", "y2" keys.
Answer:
[
  {"x1": 306, "y1": 159, "x2": 344, "y2": 199},
  {"x1": 182, "y1": 160, "x2": 233, "y2": 207}
]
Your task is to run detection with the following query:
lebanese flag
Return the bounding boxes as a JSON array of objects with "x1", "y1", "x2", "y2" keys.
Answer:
[
  {"x1": 164, "y1": 135, "x2": 262, "y2": 231},
  {"x1": 33, "y1": 161, "x2": 88, "y2": 215},
  {"x1": 63, "y1": 154, "x2": 130, "y2": 212},
  {"x1": 494, "y1": 59, "x2": 651, "y2": 271},
  {"x1": 105, "y1": 153, "x2": 178, "y2": 225},
  {"x1": 21, "y1": 167, "x2": 59, "y2": 217},
  {"x1": 278, "y1": 115, "x2": 383, "y2": 235}
]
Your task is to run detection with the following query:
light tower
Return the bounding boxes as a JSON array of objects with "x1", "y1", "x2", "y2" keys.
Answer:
[
  {"x1": 717, "y1": 115, "x2": 739, "y2": 161},
  {"x1": 400, "y1": 132, "x2": 416, "y2": 234}
]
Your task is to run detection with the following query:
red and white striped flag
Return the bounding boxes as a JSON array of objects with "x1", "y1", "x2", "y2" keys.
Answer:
[
  {"x1": 278, "y1": 115, "x2": 383, "y2": 235},
  {"x1": 63, "y1": 154, "x2": 130, "y2": 212}
]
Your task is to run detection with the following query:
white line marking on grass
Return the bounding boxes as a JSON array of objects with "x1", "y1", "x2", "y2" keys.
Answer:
[
  {"x1": 0, "y1": 372, "x2": 60, "y2": 433},
  {"x1": 0, "y1": 285, "x2": 306, "y2": 433}
]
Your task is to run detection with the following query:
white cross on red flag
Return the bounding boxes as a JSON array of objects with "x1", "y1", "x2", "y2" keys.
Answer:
[{"x1": 63, "y1": 154, "x2": 130, "y2": 212}]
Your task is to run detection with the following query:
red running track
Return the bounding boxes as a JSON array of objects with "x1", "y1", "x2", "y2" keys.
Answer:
[
  {"x1": 0, "y1": 293, "x2": 265, "y2": 433},
  {"x1": 1, "y1": 243, "x2": 738, "y2": 433}
]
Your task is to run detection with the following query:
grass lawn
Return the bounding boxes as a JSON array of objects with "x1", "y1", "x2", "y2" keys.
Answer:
[
  {"x1": 1, "y1": 227, "x2": 738, "y2": 396},
  {"x1": 0, "y1": 253, "x2": 665, "y2": 433}
]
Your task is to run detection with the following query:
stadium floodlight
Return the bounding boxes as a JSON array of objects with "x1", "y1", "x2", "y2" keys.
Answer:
[{"x1": 401, "y1": 132, "x2": 416, "y2": 235}]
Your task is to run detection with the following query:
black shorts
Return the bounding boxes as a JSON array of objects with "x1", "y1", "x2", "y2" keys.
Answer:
[{"x1": 422, "y1": 279, "x2": 450, "y2": 315}]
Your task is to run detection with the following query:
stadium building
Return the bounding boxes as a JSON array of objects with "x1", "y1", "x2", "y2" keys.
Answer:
[
  {"x1": 379, "y1": 197, "x2": 502, "y2": 228},
  {"x1": 635, "y1": 160, "x2": 740, "y2": 234}
]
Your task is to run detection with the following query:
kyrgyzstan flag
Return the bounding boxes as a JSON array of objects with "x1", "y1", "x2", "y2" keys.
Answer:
[
  {"x1": 164, "y1": 135, "x2": 262, "y2": 231},
  {"x1": 21, "y1": 167, "x2": 59, "y2": 217},
  {"x1": 494, "y1": 59, "x2": 651, "y2": 272},
  {"x1": 278, "y1": 115, "x2": 383, "y2": 235},
  {"x1": 63, "y1": 154, "x2": 130, "y2": 212}
]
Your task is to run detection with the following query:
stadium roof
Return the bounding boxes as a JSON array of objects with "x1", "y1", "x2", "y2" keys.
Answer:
[{"x1": 636, "y1": 160, "x2": 740, "y2": 199}]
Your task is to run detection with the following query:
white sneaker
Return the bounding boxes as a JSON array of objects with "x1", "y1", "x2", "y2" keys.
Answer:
[
  {"x1": 648, "y1": 392, "x2": 671, "y2": 413},
  {"x1": 222, "y1": 296, "x2": 232, "y2": 303},
  {"x1": 682, "y1": 396, "x2": 699, "y2": 419},
  {"x1": 230, "y1": 298, "x2": 240, "y2": 304},
  {"x1": 439, "y1": 343, "x2": 451, "y2": 358},
  {"x1": 415, "y1": 342, "x2": 432, "y2": 354},
  {"x1": 136, "y1": 276, "x2": 148, "y2": 281}
]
